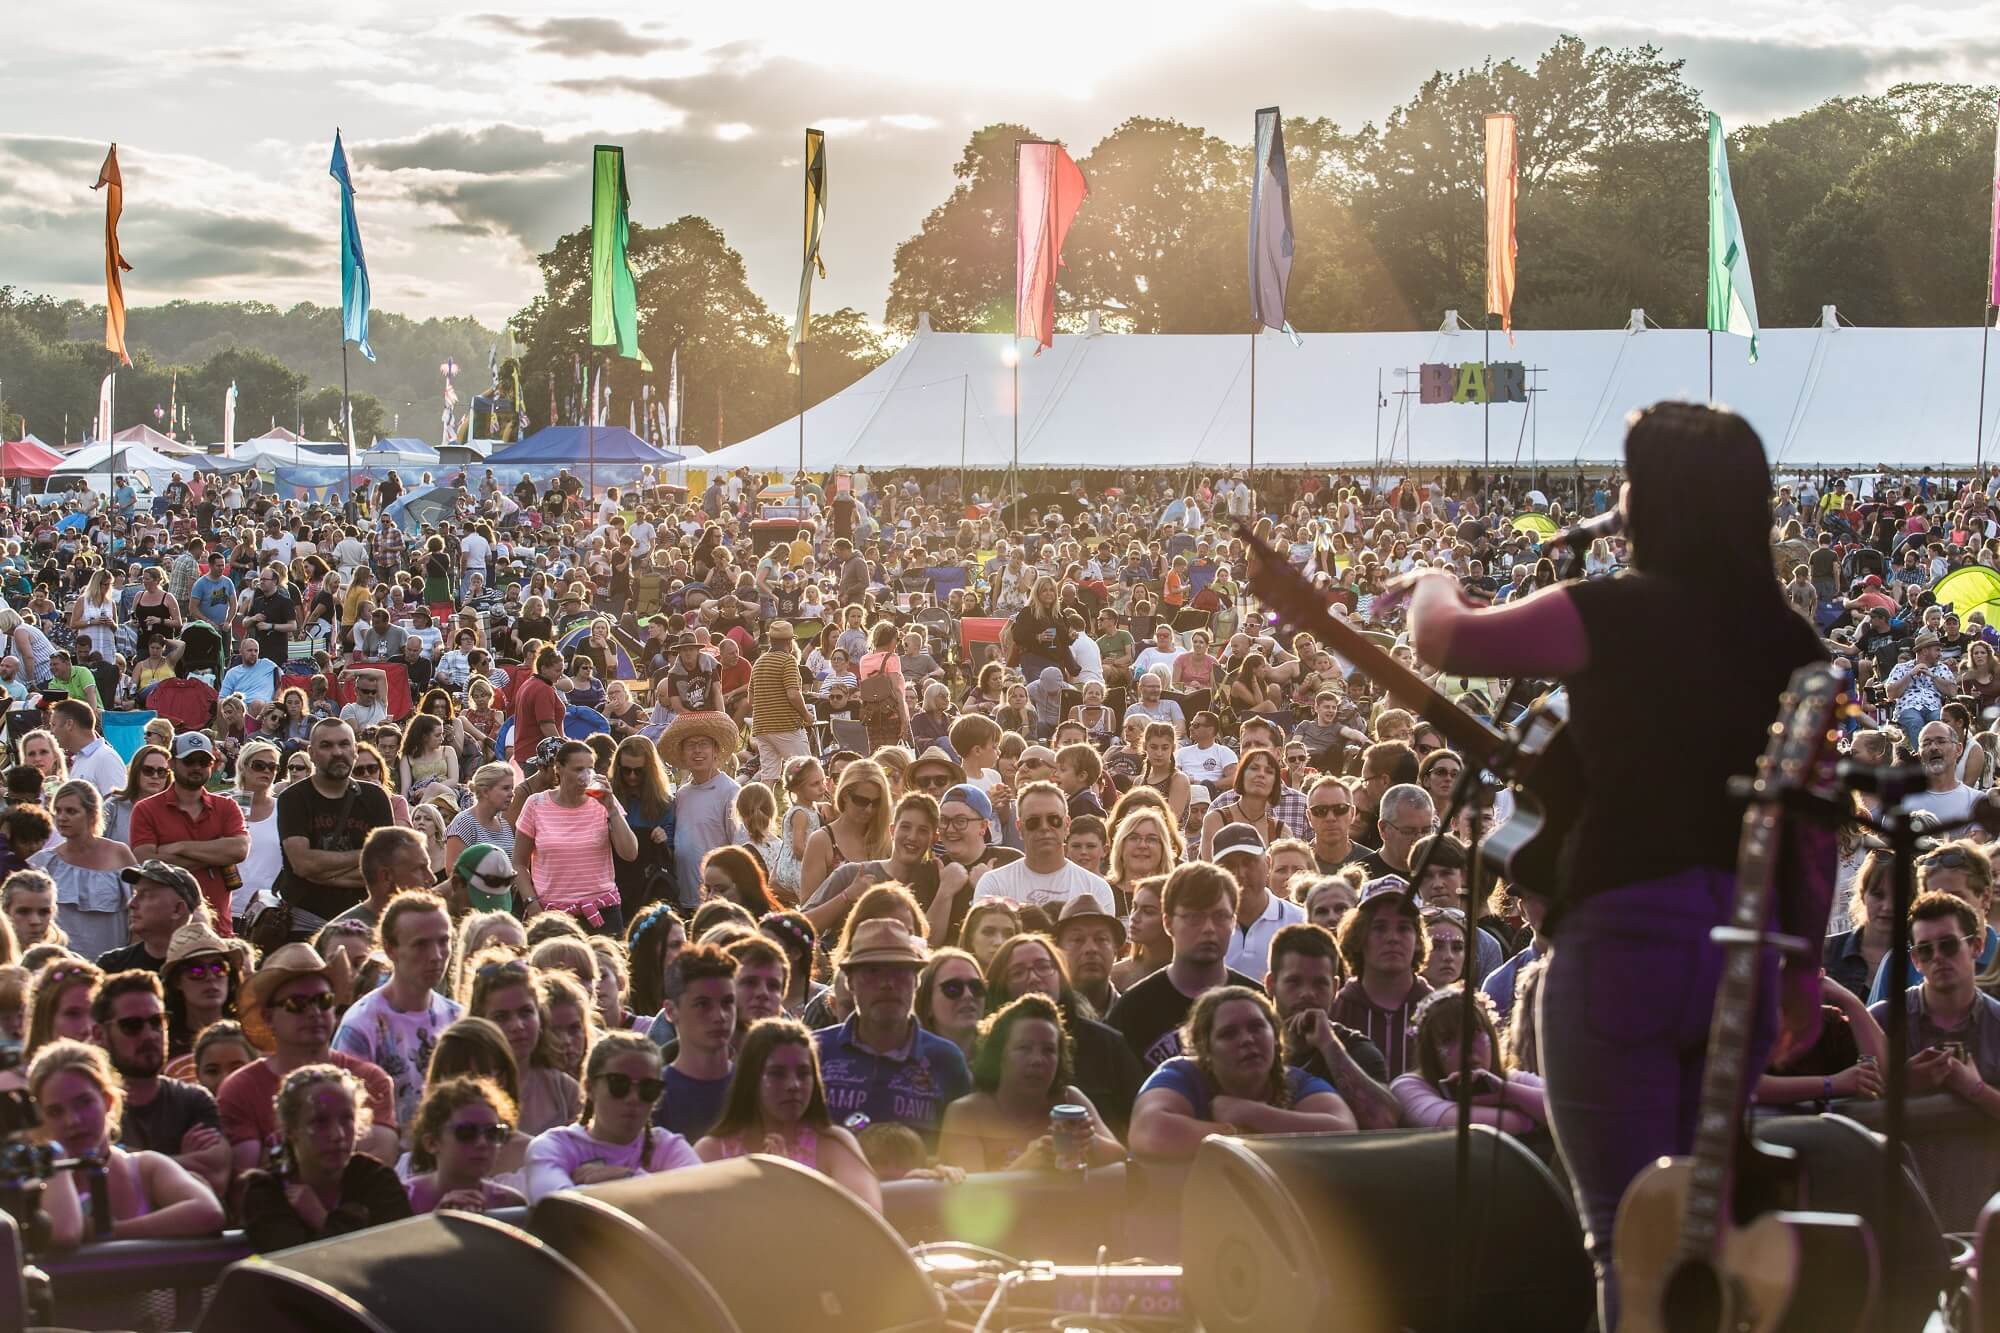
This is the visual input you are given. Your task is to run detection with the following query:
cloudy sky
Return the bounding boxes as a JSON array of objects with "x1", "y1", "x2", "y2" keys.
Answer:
[{"x1": 6, "y1": 0, "x2": 1997, "y2": 334}]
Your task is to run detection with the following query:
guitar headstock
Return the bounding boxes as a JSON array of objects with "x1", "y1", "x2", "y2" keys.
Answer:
[
  {"x1": 1759, "y1": 663, "x2": 1849, "y2": 801},
  {"x1": 1235, "y1": 522, "x2": 1334, "y2": 647}
]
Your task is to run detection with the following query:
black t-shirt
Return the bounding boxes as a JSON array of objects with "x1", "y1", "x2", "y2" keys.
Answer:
[
  {"x1": 96, "y1": 941, "x2": 167, "y2": 975},
  {"x1": 1105, "y1": 967, "x2": 1264, "y2": 1069},
  {"x1": 275, "y1": 778, "x2": 397, "y2": 920},
  {"x1": 1562, "y1": 572, "x2": 1825, "y2": 910},
  {"x1": 121, "y1": 1078, "x2": 222, "y2": 1155},
  {"x1": 1293, "y1": 1022, "x2": 1392, "y2": 1087},
  {"x1": 1315, "y1": 840, "x2": 1377, "y2": 876},
  {"x1": 249, "y1": 589, "x2": 296, "y2": 662}
]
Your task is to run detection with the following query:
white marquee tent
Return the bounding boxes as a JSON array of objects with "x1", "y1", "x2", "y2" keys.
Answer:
[{"x1": 700, "y1": 309, "x2": 2000, "y2": 474}]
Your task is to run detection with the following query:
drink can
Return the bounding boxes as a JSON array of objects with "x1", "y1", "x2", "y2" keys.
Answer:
[{"x1": 1050, "y1": 1104, "x2": 1090, "y2": 1172}]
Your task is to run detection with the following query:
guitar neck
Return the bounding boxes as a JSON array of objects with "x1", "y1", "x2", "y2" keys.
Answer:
[{"x1": 1236, "y1": 526, "x2": 1506, "y2": 765}]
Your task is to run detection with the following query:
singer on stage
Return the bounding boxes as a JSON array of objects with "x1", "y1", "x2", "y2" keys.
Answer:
[{"x1": 1401, "y1": 403, "x2": 1832, "y2": 1328}]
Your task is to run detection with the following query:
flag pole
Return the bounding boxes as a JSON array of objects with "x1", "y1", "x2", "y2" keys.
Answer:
[
  {"x1": 1979, "y1": 305, "x2": 1993, "y2": 478},
  {"x1": 959, "y1": 374, "x2": 970, "y2": 513},
  {"x1": 1012, "y1": 139, "x2": 1022, "y2": 521},
  {"x1": 1248, "y1": 327, "x2": 1258, "y2": 503},
  {"x1": 797, "y1": 335, "x2": 806, "y2": 490},
  {"x1": 341, "y1": 339, "x2": 352, "y2": 517},
  {"x1": 1708, "y1": 329, "x2": 1715, "y2": 402},
  {"x1": 1483, "y1": 314, "x2": 1491, "y2": 470},
  {"x1": 588, "y1": 352, "x2": 596, "y2": 498}
]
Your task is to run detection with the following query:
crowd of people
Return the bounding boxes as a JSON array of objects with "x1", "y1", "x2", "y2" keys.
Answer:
[{"x1": 1, "y1": 447, "x2": 1995, "y2": 1325}]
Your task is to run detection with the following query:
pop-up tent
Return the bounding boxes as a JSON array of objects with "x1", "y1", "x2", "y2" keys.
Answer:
[
  {"x1": 484, "y1": 427, "x2": 682, "y2": 466},
  {"x1": 0, "y1": 439, "x2": 65, "y2": 478},
  {"x1": 52, "y1": 442, "x2": 192, "y2": 488},
  {"x1": 365, "y1": 438, "x2": 441, "y2": 464},
  {"x1": 111, "y1": 423, "x2": 203, "y2": 456}
]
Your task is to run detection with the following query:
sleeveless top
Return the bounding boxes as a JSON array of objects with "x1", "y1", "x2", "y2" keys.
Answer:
[
  {"x1": 78, "y1": 597, "x2": 117, "y2": 660},
  {"x1": 769, "y1": 806, "x2": 819, "y2": 900},
  {"x1": 709, "y1": 1126, "x2": 819, "y2": 1169}
]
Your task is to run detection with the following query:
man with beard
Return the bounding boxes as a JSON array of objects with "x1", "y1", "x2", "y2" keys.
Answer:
[
  {"x1": 1908, "y1": 720, "x2": 1981, "y2": 824},
  {"x1": 1106, "y1": 862, "x2": 1263, "y2": 1068},
  {"x1": 332, "y1": 890, "x2": 461, "y2": 1129},
  {"x1": 93, "y1": 969, "x2": 230, "y2": 1195},
  {"x1": 276, "y1": 718, "x2": 395, "y2": 936},
  {"x1": 1054, "y1": 894, "x2": 1124, "y2": 1016},
  {"x1": 130, "y1": 732, "x2": 249, "y2": 934}
]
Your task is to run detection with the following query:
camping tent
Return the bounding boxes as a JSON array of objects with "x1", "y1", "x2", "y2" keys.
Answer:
[
  {"x1": 0, "y1": 439, "x2": 65, "y2": 478},
  {"x1": 385, "y1": 484, "x2": 466, "y2": 532},
  {"x1": 484, "y1": 427, "x2": 682, "y2": 466},
  {"x1": 698, "y1": 308, "x2": 2000, "y2": 473}
]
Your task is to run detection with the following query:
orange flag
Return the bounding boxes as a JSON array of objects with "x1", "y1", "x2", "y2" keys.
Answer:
[
  {"x1": 1484, "y1": 114, "x2": 1517, "y2": 341},
  {"x1": 92, "y1": 145, "x2": 133, "y2": 367}
]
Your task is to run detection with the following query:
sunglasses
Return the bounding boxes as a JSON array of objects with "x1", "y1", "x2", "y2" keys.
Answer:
[
  {"x1": 915, "y1": 775, "x2": 953, "y2": 792},
  {"x1": 938, "y1": 977, "x2": 986, "y2": 1001},
  {"x1": 1309, "y1": 803, "x2": 1352, "y2": 818},
  {"x1": 287, "y1": 763, "x2": 310, "y2": 774},
  {"x1": 141, "y1": 765, "x2": 171, "y2": 779},
  {"x1": 354, "y1": 764, "x2": 382, "y2": 778},
  {"x1": 111, "y1": 1013, "x2": 166, "y2": 1036},
  {"x1": 178, "y1": 959, "x2": 229, "y2": 980},
  {"x1": 274, "y1": 991, "x2": 338, "y2": 1015},
  {"x1": 1912, "y1": 934, "x2": 1982, "y2": 963},
  {"x1": 1022, "y1": 814, "x2": 1067, "y2": 832},
  {"x1": 844, "y1": 792, "x2": 881, "y2": 810},
  {"x1": 243, "y1": 758, "x2": 278, "y2": 774},
  {"x1": 448, "y1": 1121, "x2": 513, "y2": 1146},
  {"x1": 599, "y1": 1072, "x2": 665, "y2": 1102}
]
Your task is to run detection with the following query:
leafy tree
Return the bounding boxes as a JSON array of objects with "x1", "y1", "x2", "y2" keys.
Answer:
[{"x1": 885, "y1": 123, "x2": 1044, "y2": 334}]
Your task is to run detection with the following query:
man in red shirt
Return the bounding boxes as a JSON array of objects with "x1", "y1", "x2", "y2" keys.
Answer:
[
  {"x1": 717, "y1": 638, "x2": 753, "y2": 723},
  {"x1": 516, "y1": 645, "x2": 567, "y2": 748},
  {"x1": 129, "y1": 732, "x2": 249, "y2": 934}
]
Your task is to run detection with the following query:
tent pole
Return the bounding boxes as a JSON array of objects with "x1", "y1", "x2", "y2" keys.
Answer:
[
  {"x1": 1978, "y1": 304, "x2": 1993, "y2": 479},
  {"x1": 959, "y1": 374, "x2": 969, "y2": 517}
]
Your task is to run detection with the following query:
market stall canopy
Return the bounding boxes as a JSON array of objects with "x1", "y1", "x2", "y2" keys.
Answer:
[
  {"x1": 51, "y1": 442, "x2": 195, "y2": 488},
  {"x1": 0, "y1": 439, "x2": 65, "y2": 478},
  {"x1": 698, "y1": 308, "x2": 2000, "y2": 472},
  {"x1": 364, "y1": 437, "x2": 442, "y2": 464},
  {"x1": 484, "y1": 426, "x2": 682, "y2": 466},
  {"x1": 110, "y1": 423, "x2": 203, "y2": 455},
  {"x1": 231, "y1": 439, "x2": 348, "y2": 468}
]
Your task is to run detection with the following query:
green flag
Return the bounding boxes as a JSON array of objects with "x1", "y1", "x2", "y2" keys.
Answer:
[
  {"x1": 590, "y1": 144, "x2": 651, "y2": 370},
  {"x1": 1706, "y1": 112, "x2": 1759, "y2": 363}
]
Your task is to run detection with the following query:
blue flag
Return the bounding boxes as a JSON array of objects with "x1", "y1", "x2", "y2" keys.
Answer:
[
  {"x1": 1249, "y1": 106, "x2": 1301, "y2": 345},
  {"x1": 329, "y1": 130, "x2": 375, "y2": 362}
]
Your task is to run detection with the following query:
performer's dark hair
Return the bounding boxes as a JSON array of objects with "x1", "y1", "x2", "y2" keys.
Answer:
[{"x1": 1623, "y1": 402, "x2": 1777, "y2": 597}]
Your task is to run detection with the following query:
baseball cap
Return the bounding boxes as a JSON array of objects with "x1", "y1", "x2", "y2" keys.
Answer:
[
  {"x1": 1188, "y1": 784, "x2": 1212, "y2": 805},
  {"x1": 940, "y1": 784, "x2": 995, "y2": 825},
  {"x1": 121, "y1": 860, "x2": 203, "y2": 913},
  {"x1": 1212, "y1": 823, "x2": 1267, "y2": 859},
  {"x1": 453, "y1": 843, "x2": 516, "y2": 912},
  {"x1": 172, "y1": 732, "x2": 217, "y2": 760}
]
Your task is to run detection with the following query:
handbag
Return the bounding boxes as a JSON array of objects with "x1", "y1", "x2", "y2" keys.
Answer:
[{"x1": 856, "y1": 654, "x2": 901, "y2": 707}]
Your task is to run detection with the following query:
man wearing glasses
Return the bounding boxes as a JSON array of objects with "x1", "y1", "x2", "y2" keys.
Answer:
[
  {"x1": 1355, "y1": 784, "x2": 1434, "y2": 881},
  {"x1": 1869, "y1": 890, "x2": 2000, "y2": 1119},
  {"x1": 130, "y1": 733, "x2": 250, "y2": 935},
  {"x1": 972, "y1": 783, "x2": 1116, "y2": 912},
  {"x1": 1867, "y1": 839, "x2": 2000, "y2": 1004},
  {"x1": 1303, "y1": 775, "x2": 1374, "y2": 874},
  {"x1": 339, "y1": 669, "x2": 391, "y2": 732},
  {"x1": 92, "y1": 967, "x2": 230, "y2": 1195}
]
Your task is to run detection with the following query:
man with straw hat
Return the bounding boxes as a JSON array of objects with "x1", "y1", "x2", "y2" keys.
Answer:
[
  {"x1": 663, "y1": 712, "x2": 741, "y2": 912},
  {"x1": 215, "y1": 942, "x2": 399, "y2": 1176}
]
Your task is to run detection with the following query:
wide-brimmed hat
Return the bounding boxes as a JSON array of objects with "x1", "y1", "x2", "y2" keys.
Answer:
[
  {"x1": 660, "y1": 711, "x2": 743, "y2": 767},
  {"x1": 907, "y1": 746, "x2": 965, "y2": 789},
  {"x1": 240, "y1": 943, "x2": 335, "y2": 1048},
  {"x1": 1053, "y1": 893, "x2": 1127, "y2": 950},
  {"x1": 163, "y1": 917, "x2": 251, "y2": 976},
  {"x1": 838, "y1": 918, "x2": 929, "y2": 969}
]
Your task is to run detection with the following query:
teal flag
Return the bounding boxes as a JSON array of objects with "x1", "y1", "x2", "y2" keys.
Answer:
[
  {"x1": 328, "y1": 130, "x2": 374, "y2": 362},
  {"x1": 1706, "y1": 112, "x2": 1759, "y2": 364},
  {"x1": 590, "y1": 145, "x2": 651, "y2": 370}
]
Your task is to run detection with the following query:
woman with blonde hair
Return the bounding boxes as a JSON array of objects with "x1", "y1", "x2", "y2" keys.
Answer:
[
  {"x1": 609, "y1": 734, "x2": 673, "y2": 918},
  {"x1": 34, "y1": 781, "x2": 135, "y2": 962},
  {"x1": 445, "y1": 763, "x2": 517, "y2": 866},
  {"x1": 17, "y1": 728, "x2": 69, "y2": 795},
  {"x1": 447, "y1": 909, "x2": 528, "y2": 998},
  {"x1": 466, "y1": 954, "x2": 584, "y2": 1134},
  {"x1": 1106, "y1": 806, "x2": 1180, "y2": 913},
  {"x1": 799, "y1": 758, "x2": 892, "y2": 901},
  {"x1": 537, "y1": 968, "x2": 597, "y2": 1083},
  {"x1": 771, "y1": 756, "x2": 828, "y2": 902},
  {"x1": 26, "y1": 957, "x2": 102, "y2": 1059},
  {"x1": 69, "y1": 567, "x2": 119, "y2": 663},
  {"x1": 29, "y1": 1040, "x2": 225, "y2": 1246}
]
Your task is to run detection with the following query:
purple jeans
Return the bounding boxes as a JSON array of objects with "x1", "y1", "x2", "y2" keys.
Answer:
[{"x1": 1537, "y1": 867, "x2": 1778, "y2": 1332}]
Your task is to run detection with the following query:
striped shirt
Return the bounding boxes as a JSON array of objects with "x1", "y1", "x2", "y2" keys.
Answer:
[
  {"x1": 514, "y1": 791, "x2": 617, "y2": 911},
  {"x1": 750, "y1": 647, "x2": 812, "y2": 735},
  {"x1": 1329, "y1": 976, "x2": 1433, "y2": 1083}
]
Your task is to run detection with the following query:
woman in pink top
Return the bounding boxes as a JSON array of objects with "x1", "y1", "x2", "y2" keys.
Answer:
[
  {"x1": 694, "y1": 1017, "x2": 880, "y2": 1210},
  {"x1": 513, "y1": 741, "x2": 639, "y2": 935}
]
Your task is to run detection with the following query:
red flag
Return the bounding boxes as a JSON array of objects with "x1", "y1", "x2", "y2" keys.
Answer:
[
  {"x1": 1484, "y1": 114, "x2": 1518, "y2": 341},
  {"x1": 1015, "y1": 141, "x2": 1087, "y2": 352},
  {"x1": 91, "y1": 144, "x2": 134, "y2": 367}
]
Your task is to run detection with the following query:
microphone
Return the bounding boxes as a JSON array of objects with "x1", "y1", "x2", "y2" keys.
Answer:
[{"x1": 1539, "y1": 509, "x2": 1624, "y2": 553}]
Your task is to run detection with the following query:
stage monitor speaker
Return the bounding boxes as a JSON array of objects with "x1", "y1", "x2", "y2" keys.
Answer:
[
  {"x1": 198, "y1": 1211, "x2": 633, "y2": 1333},
  {"x1": 1183, "y1": 1127, "x2": 1593, "y2": 1333},
  {"x1": 573, "y1": 1155, "x2": 946, "y2": 1333},
  {"x1": 531, "y1": 1190, "x2": 741, "y2": 1333}
]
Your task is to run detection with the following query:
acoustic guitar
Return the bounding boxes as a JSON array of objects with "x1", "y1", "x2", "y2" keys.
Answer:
[
  {"x1": 1612, "y1": 662, "x2": 1876, "y2": 1333},
  {"x1": 1234, "y1": 524, "x2": 1582, "y2": 898}
]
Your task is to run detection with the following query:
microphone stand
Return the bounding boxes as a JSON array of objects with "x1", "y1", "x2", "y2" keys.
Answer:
[{"x1": 1397, "y1": 677, "x2": 1531, "y2": 1332}]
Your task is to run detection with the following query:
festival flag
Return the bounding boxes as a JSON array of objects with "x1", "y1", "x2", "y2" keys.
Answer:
[
  {"x1": 789, "y1": 128, "x2": 828, "y2": 373},
  {"x1": 91, "y1": 145, "x2": 134, "y2": 367},
  {"x1": 223, "y1": 380, "x2": 237, "y2": 452},
  {"x1": 1485, "y1": 114, "x2": 1518, "y2": 340},
  {"x1": 96, "y1": 373, "x2": 113, "y2": 442},
  {"x1": 666, "y1": 346, "x2": 680, "y2": 447},
  {"x1": 590, "y1": 145, "x2": 652, "y2": 369},
  {"x1": 1015, "y1": 141, "x2": 1088, "y2": 352},
  {"x1": 1988, "y1": 96, "x2": 2000, "y2": 308},
  {"x1": 1706, "y1": 112, "x2": 1760, "y2": 363},
  {"x1": 328, "y1": 131, "x2": 375, "y2": 362},
  {"x1": 168, "y1": 371, "x2": 178, "y2": 440},
  {"x1": 1248, "y1": 107, "x2": 1300, "y2": 345}
]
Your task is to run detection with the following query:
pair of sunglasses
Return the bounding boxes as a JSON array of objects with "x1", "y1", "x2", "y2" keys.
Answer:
[
  {"x1": 599, "y1": 1072, "x2": 665, "y2": 1102},
  {"x1": 447, "y1": 1121, "x2": 512, "y2": 1146},
  {"x1": 938, "y1": 977, "x2": 986, "y2": 1001}
]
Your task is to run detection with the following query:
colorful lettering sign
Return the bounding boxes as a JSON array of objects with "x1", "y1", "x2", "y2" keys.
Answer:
[{"x1": 1418, "y1": 361, "x2": 1526, "y2": 405}]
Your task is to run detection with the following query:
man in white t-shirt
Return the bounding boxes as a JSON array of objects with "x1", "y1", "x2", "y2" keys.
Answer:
[
  {"x1": 332, "y1": 528, "x2": 370, "y2": 576},
  {"x1": 1908, "y1": 720, "x2": 1982, "y2": 825},
  {"x1": 459, "y1": 523, "x2": 492, "y2": 600},
  {"x1": 1132, "y1": 624, "x2": 1183, "y2": 678},
  {"x1": 973, "y1": 783, "x2": 1115, "y2": 911},
  {"x1": 1176, "y1": 711, "x2": 1238, "y2": 787}
]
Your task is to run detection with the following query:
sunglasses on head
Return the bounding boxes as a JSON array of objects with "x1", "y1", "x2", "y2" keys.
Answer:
[
  {"x1": 938, "y1": 977, "x2": 986, "y2": 1001},
  {"x1": 599, "y1": 1072, "x2": 665, "y2": 1102},
  {"x1": 449, "y1": 1121, "x2": 512, "y2": 1146}
]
